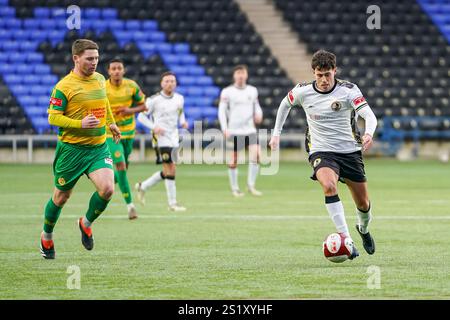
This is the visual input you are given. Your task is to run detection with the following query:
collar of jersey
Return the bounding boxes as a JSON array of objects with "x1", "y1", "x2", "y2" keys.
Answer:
[
  {"x1": 70, "y1": 70, "x2": 96, "y2": 81},
  {"x1": 312, "y1": 79, "x2": 337, "y2": 95},
  {"x1": 160, "y1": 91, "x2": 174, "y2": 99},
  {"x1": 233, "y1": 84, "x2": 247, "y2": 90}
]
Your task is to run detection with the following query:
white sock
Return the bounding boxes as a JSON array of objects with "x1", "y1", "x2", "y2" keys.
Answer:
[
  {"x1": 42, "y1": 231, "x2": 53, "y2": 241},
  {"x1": 228, "y1": 167, "x2": 239, "y2": 191},
  {"x1": 357, "y1": 204, "x2": 372, "y2": 234},
  {"x1": 165, "y1": 178, "x2": 177, "y2": 206},
  {"x1": 127, "y1": 203, "x2": 135, "y2": 210},
  {"x1": 325, "y1": 196, "x2": 350, "y2": 237},
  {"x1": 247, "y1": 163, "x2": 259, "y2": 188},
  {"x1": 141, "y1": 171, "x2": 163, "y2": 191}
]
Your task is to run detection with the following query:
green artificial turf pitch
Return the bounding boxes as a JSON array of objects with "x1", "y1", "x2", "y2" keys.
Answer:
[{"x1": 0, "y1": 160, "x2": 449, "y2": 299}]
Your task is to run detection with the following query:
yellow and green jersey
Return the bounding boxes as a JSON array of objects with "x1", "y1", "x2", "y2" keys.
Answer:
[
  {"x1": 106, "y1": 78, "x2": 145, "y2": 139},
  {"x1": 48, "y1": 71, "x2": 113, "y2": 146}
]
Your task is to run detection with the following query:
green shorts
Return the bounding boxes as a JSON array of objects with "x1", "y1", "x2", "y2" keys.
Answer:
[
  {"x1": 107, "y1": 137, "x2": 134, "y2": 165},
  {"x1": 53, "y1": 141, "x2": 113, "y2": 191}
]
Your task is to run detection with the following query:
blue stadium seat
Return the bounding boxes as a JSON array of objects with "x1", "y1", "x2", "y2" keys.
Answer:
[
  {"x1": 137, "y1": 42, "x2": 156, "y2": 57},
  {"x1": 0, "y1": 64, "x2": 14, "y2": 74},
  {"x1": 171, "y1": 65, "x2": 189, "y2": 76},
  {"x1": 24, "y1": 52, "x2": 43, "y2": 64},
  {"x1": 23, "y1": 75, "x2": 40, "y2": 85},
  {"x1": 8, "y1": 52, "x2": 27, "y2": 63},
  {"x1": 133, "y1": 31, "x2": 148, "y2": 42},
  {"x1": 203, "y1": 86, "x2": 220, "y2": 97},
  {"x1": 155, "y1": 43, "x2": 172, "y2": 54},
  {"x1": 49, "y1": 8, "x2": 66, "y2": 19},
  {"x1": 202, "y1": 107, "x2": 218, "y2": 120},
  {"x1": 30, "y1": 85, "x2": 52, "y2": 96},
  {"x1": 162, "y1": 54, "x2": 179, "y2": 65},
  {"x1": 142, "y1": 21, "x2": 158, "y2": 31},
  {"x1": 19, "y1": 96, "x2": 35, "y2": 106},
  {"x1": 41, "y1": 75, "x2": 58, "y2": 86},
  {"x1": 187, "y1": 86, "x2": 203, "y2": 96},
  {"x1": 188, "y1": 66, "x2": 205, "y2": 76},
  {"x1": 37, "y1": 95, "x2": 50, "y2": 106},
  {"x1": 91, "y1": 20, "x2": 108, "y2": 34},
  {"x1": 176, "y1": 87, "x2": 188, "y2": 96},
  {"x1": 180, "y1": 54, "x2": 197, "y2": 65},
  {"x1": 0, "y1": 52, "x2": 7, "y2": 62},
  {"x1": 84, "y1": 8, "x2": 101, "y2": 19},
  {"x1": 2, "y1": 18, "x2": 21, "y2": 30},
  {"x1": 34, "y1": 117, "x2": 50, "y2": 134},
  {"x1": 0, "y1": 0, "x2": 9, "y2": 5},
  {"x1": 173, "y1": 43, "x2": 190, "y2": 54},
  {"x1": 23, "y1": 19, "x2": 40, "y2": 30},
  {"x1": 39, "y1": 19, "x2": 55, "y2": 30},
  {"x1": 184, "y1": 107, "x2": 203, "y2": 120},
  {"x1": 12, "y1": 30, "x2": 30, "y2": 41},
  {"x1": 2, "y1": 41, "x2": 20, "y2": 51},
  {"x1": 102, "y1": 8, "x2": 118, "y2": 20},
  {"x1": 0, "y1": 29, "x2": 10, "y2": 41},
  {"x1": 20, "y1": 41, "x2": 39, "y2": 52},
  {"x1": 178, "y1": 76, "x2": 196, "y2": 85},
  {"x1": 125, "y1": 20, "x2": 141, "y2": 31},
  {"x1": 0, "y1": 7, "x2": 15, "y2": 17},
  {"x1": 194, "y1": 97, "x2": 213, "y2": 107},
  {"x1": 113, "y1": 30, "x2": 133, "y2": 46},
  {"x1": 10, "y1": 85, "x2": 29, "y2": 95},
  {"x1": 3, "y1": 74, "x2": 22, "y2": 85},
  {"x1": 34, "y1": 7, "x2": 51, "y2": 18},
  {"x1": 29, "y1": 30, "x2": 48, "y2": 42},
  {"x1": 149, "y1": 31, "x2": 166, "y2": 43},
  {"x1": 183, "y1": 97, "x2": 196, "y2": 108},
  {"x1": 196, "y1": 76, "x2": 213, "y2": 86},
  {"x1": 48, "y1": 30, "x2": 67, "y2": 46},
  {"x1": 26, "y1": 107, "x2": 43, "y2": 117},
  {"x1": 15, "y1": 64, "x2": 29, "y2": 74},
  {"x1": 108, "y1": 20, "x2": 124, "y2": 30},
  {"x1": 34, "y1": 64, "x2": 52, "y2": 75}
]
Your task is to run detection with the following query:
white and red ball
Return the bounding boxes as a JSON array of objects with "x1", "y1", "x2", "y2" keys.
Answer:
[{"x1": 323, "y1": 233, "x2": 353, "y2": 263}]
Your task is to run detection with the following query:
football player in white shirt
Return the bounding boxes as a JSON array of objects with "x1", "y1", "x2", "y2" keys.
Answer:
[
  {"x1": 269, "y1": 50, "x2": 378, "y2": 259},
  {"x1": 135, "y1": 72, "x2": 188, "y2": 211},
  {"x1": 218, "y1": 65, "x2": 264, "y2": 197}
]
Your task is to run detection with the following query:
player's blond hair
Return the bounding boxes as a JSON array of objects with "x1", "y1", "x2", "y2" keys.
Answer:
[{"x1": 72, "y1": 39, "x2": 99, "y2": 56}]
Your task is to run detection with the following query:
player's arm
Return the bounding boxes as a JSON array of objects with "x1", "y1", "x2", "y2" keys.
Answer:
[
  {"x1": 253, "y1": 89, "x2": 263, "y2": 125},
  {"x1": 138, "y1": 97, "x2": 163, "y2": 134},
  {"x1": 269, "y1": 98, "x2": 291, "y2": 150},
  {"x1": 218, "y1": 89, "x2": 229, "y2": 137},
  {"x1": 350, "y1": 87, "x2": 377, "y2": 151},
  {"x1": 117, "y1": 83, "x2": 147, "y2": 115},
  {"x1": 178, "y1": 97, "x2": 188, "y2": 129},
  {"x1": 269, "y1": 87, "x2": 301, "y2": 150},
  {"x1": 47, "y1": 87, "x2": 98, "y2": 129},
  {"x1": 105, "y1": 99, "x2": 121, "y2": 143}
]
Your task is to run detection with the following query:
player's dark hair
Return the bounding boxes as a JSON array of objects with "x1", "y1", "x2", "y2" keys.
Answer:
[
  {"x1": 72, "y1": 39, "x2": 99, "y2": 56},
  {"x1": 107, "y1": 57, "x2": 125, "y2": 69},
  {"x1": 160, "y1": 71, "x2": 177, "y2": 82},
  {"x1": 233, "y1": 64, "x2": 248, "y2": 74},
  {"x1": 311, "y1": 50, "x2": 336, "y2": 70}
]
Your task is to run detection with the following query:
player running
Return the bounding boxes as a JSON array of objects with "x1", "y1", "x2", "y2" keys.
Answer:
[
  {"x1": 269, "y1": 50, "x2": 377, "y2": 259},
  {"x1": 106, "y1": 57, "x2": 146, "y2": 220},
  {"x1": 218, "y1": 65, "x2": 263, "y2": 197},
  {"x1": 135, "y1": 72, "x2": 188, "y2": 211},
  {"x1": 40, "y1": 39, "x2": 121, "y2": 259}
]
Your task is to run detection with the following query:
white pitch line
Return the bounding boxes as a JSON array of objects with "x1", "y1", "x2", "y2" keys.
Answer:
[{"x1": 2, "y1": 214, "x2": 450, "y2": 220}]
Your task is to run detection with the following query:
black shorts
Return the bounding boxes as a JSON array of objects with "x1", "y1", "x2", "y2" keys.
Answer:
[
  {"x1": 308, "y1": 151, "x2": 367, "y2": 183},
  {"x1": 159, "y1": 147, "x2": 177, "y2": 164},
  {"x1": 227, "y1": 133, "x2": 258, "y2": 152}
]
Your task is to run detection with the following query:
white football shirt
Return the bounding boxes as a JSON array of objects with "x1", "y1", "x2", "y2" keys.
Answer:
[{"x1": 218, "y1": 84, "x2": 263, "y2": 135}]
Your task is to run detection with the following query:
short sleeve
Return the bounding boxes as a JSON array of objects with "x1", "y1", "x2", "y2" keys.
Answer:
[
  {"x1": 48, "y1": 87, "x2": 68, "y2": 114},
  {"x1": 132, "y1": 81, "x2": 145, "y2": 104}
]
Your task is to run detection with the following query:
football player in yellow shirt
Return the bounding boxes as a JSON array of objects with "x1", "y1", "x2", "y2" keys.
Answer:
[
  {"x1": 40, "y1": 39, "x2": 121, "y2": 259},
  {"x1": 106, "y1": 57, "x2": 146, "y2": 219}
]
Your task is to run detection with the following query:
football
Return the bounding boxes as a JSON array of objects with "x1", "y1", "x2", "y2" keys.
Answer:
[{"x1": 323, "y1": 233, "x2": 354, "y2": 263}]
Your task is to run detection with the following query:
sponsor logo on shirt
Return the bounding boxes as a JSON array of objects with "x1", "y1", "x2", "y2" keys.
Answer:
[
  {"x1": 331, "y1": 101, "x2": 342, "y2": 111},
  {"x1": 105, "y1": 158, "x2": 113, "y2": 165}
]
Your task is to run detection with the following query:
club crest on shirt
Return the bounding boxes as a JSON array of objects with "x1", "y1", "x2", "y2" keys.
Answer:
[
  {"x1": 57, "y1": 177, "x2": 66, "y2": 186},
  {"x1": 331, "y1": 101, "x2": 342, "y2": 111}
]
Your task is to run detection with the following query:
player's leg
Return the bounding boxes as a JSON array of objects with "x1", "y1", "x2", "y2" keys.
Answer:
[
  {"x1": 108, "y1": 138, "x2": 136, "y2": 219},
  {"x1": 344, "y1": 179, "x2": 375, "y2": 254},
  {"x1": 247, "y1": 137, "x2": 262, "y2": 196},
  {"x1": 161, "y1": 148, "x2": 185, "y2": 211},
  {"x1": 134, "y1": 146, "x2": 169, "y2": 205},
  {"x1": 40, "y1": 188, "x2": 73, "y2": 259},
  {"x1": 227, "y1": 135, "x2": 243, "y2": 197}
]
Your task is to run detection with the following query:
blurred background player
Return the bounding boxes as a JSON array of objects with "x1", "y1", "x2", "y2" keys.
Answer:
[
  {"x1": 135, "y1": 71, "x2": 188, "y2": 212},
  {"x1": 218, "y1": 65, "x2": 263, "y2": 197},
  {"x1": 40, "y1": 39, "x2": 121, "y2": 259},
  {"x1": 106, "y1": 57, "x2": 146, "y2": 220},
  {"x1": 269, "y1": 50, "x2": 377, "y2": 259}
]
